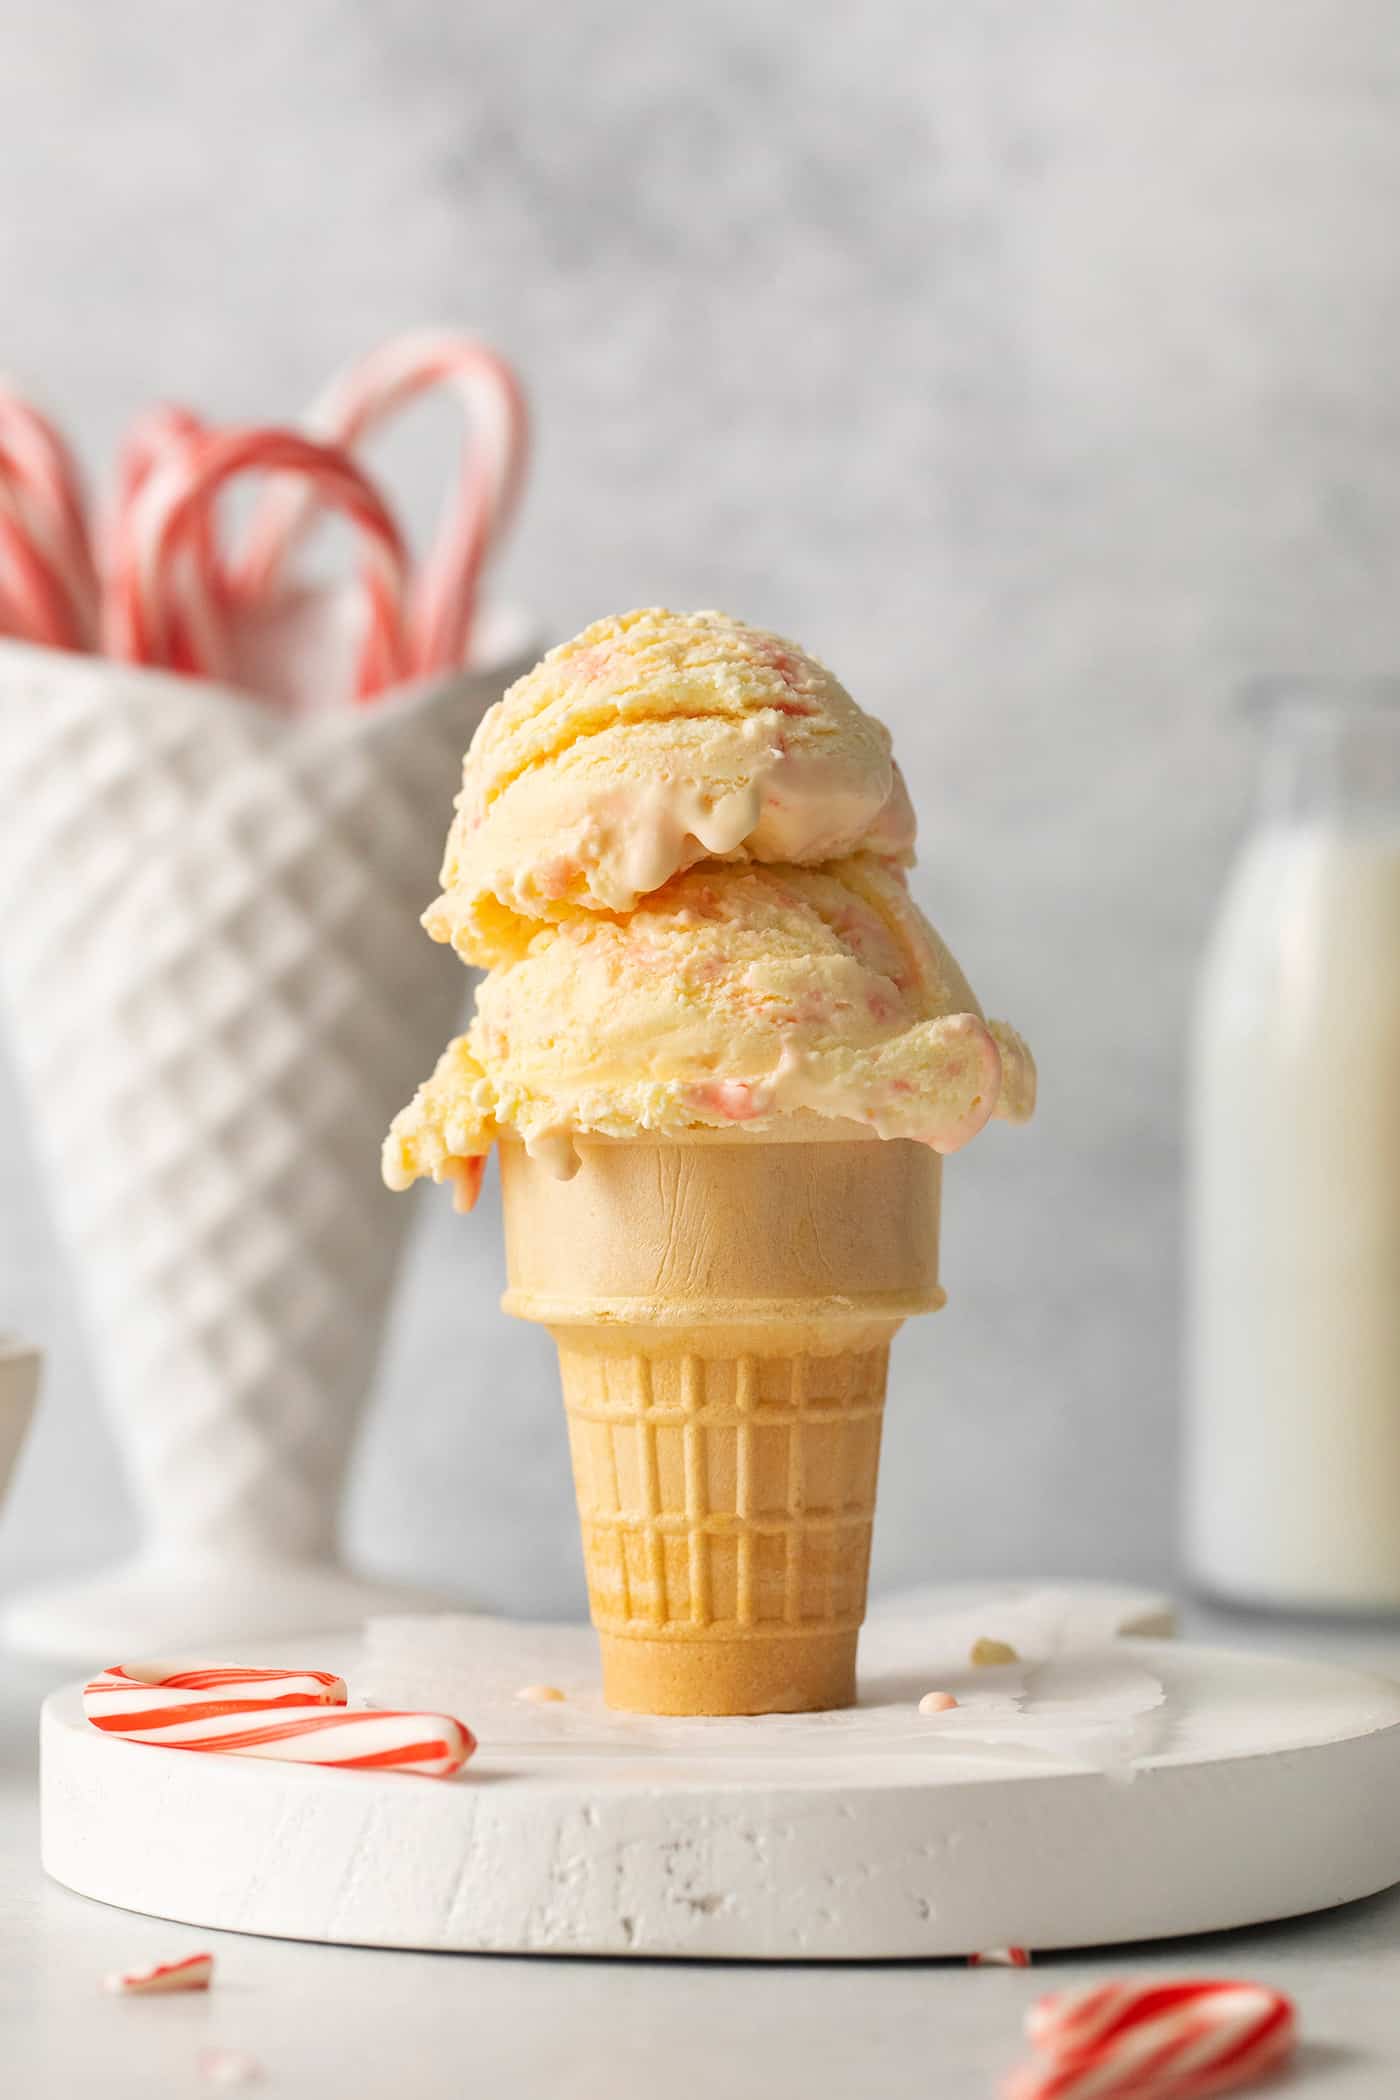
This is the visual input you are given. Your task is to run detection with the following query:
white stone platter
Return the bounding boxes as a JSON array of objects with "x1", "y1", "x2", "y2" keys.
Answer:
[{"x1": 40, "y1": 1584, "x2": 1400, "y2": 1959}]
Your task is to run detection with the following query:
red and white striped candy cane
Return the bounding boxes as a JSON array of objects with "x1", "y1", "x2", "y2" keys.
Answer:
[
  {"x1": 105, "y1": 404, "x2": 217, "y2": 671},
  {"x1": 108, "y1": 404, "x2": 206, "y2": 540},
  {"x1": 105, "y1": 1952, "x2": 215, "y2": 1995},
  {"x1": 107, "y1": 404, "x2": 211, "y2": 574},
  {"x1": 84, "y1": 1661, "x2": 348, "y2": 1729},
  {"x1": 236, "y1": 331, "x2": 528, "y2": 677},
  {"x1": 0, "y1": 388, "x2": 98, "y2": 648},
  {"x1": 93, "y1": 1700, "x2": 474, "y2": 1778},
  {"x1": 83, "y1": 1659, "x2": 474, "y2": 1778},
  {"x1": 1006, "y1": 1979, "x2": 1297, "y2": 2100},
  {"x1": 107, "y1": 425, "x2": 411, "y2": 699},
  {"x1": 0, "y1": 480, "x2": 81, "y2": 650}
]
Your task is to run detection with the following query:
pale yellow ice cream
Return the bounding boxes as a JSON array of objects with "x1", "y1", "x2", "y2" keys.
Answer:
[
  {"x1": 427, "y1": 607, "x2": 915, "y2": 966},
  {"x1": 384, "y1": 607, "x2": 1033, "y2": 1211},
  {"x1": 383, "y1": 856, "x2": 1035, "y2": 1201}
]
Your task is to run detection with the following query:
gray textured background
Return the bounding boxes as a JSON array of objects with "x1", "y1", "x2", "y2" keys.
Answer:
[{"x1": 3, "y1": 0, "x2": 1399, "y2": 1614}]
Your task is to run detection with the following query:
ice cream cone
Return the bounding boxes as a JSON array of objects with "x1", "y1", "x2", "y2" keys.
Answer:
[{"x1": 500, "y1": 1128, "x2": 943, "y2": 1714}]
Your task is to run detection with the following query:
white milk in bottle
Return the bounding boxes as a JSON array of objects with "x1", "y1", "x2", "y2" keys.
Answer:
[{"x1": 1187, "y1": 686, "x2": 1400, "y2": 1609}]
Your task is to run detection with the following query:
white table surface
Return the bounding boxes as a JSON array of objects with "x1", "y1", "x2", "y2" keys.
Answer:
[{"x1": 6, "y1": 1606, "x2": 1400, "y2": 2098}]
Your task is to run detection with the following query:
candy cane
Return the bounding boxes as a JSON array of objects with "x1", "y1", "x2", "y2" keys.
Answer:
[
  {"x1": 83, "y1": 1659, "x2": 473, "y2": 1778},
  {"x1": 0, "y1": 483, "x2": 81, "y2": 649},
  {"x1": 93, "y1": 1700, "x2": 474, "y2": 1777},
  {"x1": 108, "y1": 404, "x2": 206, "y2": 543},
  {"x1": 1006, "y1": 1980, "x2": 1296, "y2": 2100},
  {"x1": 199, "y1": 2049, "x2": 261, "y2": 2087},
  {"x1": 105, "y1": 1952, "x2": 215, "y2": 1995},
  {"x1": 236, "y1": 331, "x2": 528, "y2": 675},
  {"x1": 105, "y1": 404, "x2": 219, "y2": 676},
  {"x1": 84, "y1": 1662, "x2": 348, "y2": 1729},
  {"x1": 0, "y1": 387, "x2": 98, "y2": 647},
  {"x1": 106, "y1": 425, "x2": 411, "y2": 698}
]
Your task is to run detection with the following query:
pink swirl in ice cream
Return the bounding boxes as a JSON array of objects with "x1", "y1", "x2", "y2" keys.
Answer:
[
  {"x1": 383, "y1": 857, "x2": 1035, "y2": 1201},
  {"x1": 425, "y1": 607, "x2": 915, "y2": 965}
]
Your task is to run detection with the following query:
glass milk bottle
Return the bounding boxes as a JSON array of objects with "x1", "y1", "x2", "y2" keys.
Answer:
[{"x1": 1187, "y1": 683, "x2": 1400, "y2": 1610}]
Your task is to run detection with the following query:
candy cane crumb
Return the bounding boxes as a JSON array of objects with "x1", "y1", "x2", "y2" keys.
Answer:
[
  {"x1": 199, "y1": 2048, "x2": 261, "y2": 2087},
  {"x1": 970, "y1": 1637, "x2": 1020, "y2": 1667},
  {"x1": 104, "y1": 1952, "x2": 214, "y2": 1995}
]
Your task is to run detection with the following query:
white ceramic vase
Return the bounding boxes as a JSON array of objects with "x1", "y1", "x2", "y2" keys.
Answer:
[
  {"x1": 0, "y1": 1337, "x2": 40, "y2": 1523},
  {"x1": 0, "y1": 623, "x2": 533, "y2": 1658}
]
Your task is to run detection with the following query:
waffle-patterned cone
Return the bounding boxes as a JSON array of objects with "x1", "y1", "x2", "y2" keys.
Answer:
[{"x1": 500, "y1": 1131, "x2": 943, "y2": 1715}]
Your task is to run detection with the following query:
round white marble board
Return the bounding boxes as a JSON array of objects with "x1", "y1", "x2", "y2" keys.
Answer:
[{"x1": 40, "y1": 1583, "x2": 1400, "y2": 1959}]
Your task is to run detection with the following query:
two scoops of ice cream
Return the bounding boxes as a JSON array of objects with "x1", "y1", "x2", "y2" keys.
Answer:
[
  {"x1": 384, "y1": 607, "x2": 1034, "y2": 1717},
  {"x1": 385, "y1": 606, "x2": 1033, "y2": 1198}
]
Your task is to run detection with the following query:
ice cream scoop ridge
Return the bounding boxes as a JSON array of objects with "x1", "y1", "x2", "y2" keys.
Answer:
[{"x1": 426, "y1": 606, "x2": 915, "y2": 964}]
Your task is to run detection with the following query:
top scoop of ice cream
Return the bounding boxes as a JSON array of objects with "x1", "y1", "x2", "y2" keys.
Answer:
[
  {"x1": 383, "y1": 856, "x2": 1036, "y2": 1203},
  {"x1": 427, "y1": 607, "x2": 915, "y2": 965}
]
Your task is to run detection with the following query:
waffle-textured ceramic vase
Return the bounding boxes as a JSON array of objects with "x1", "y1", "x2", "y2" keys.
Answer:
[
  {"x1": 0, "y1": 627, "x2": 533, "y2": 1657},
  {"x1": 0, "y1": 1336, "x2": 40, "y2": 1524}
]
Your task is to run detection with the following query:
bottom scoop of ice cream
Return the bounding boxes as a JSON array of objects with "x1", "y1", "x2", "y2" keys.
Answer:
[{"x1": 383, "y1": 857, "x2": 1035, "y2": 1202}]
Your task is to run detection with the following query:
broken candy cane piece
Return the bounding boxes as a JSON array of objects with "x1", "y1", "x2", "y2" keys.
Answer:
[
  {"x1": 105, "y1": 1952, "x2": 214, "y2": 1995},
  {"x1": 971, "y1": 1947, "x2": 1032, "y2": 1968},
  {"x1": 199, "y1": 2048, "x2": 262, "y2": 2087},
  {"x1": 1008, "y1": 1978, "x2": 1296, "y2": 2100}
]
